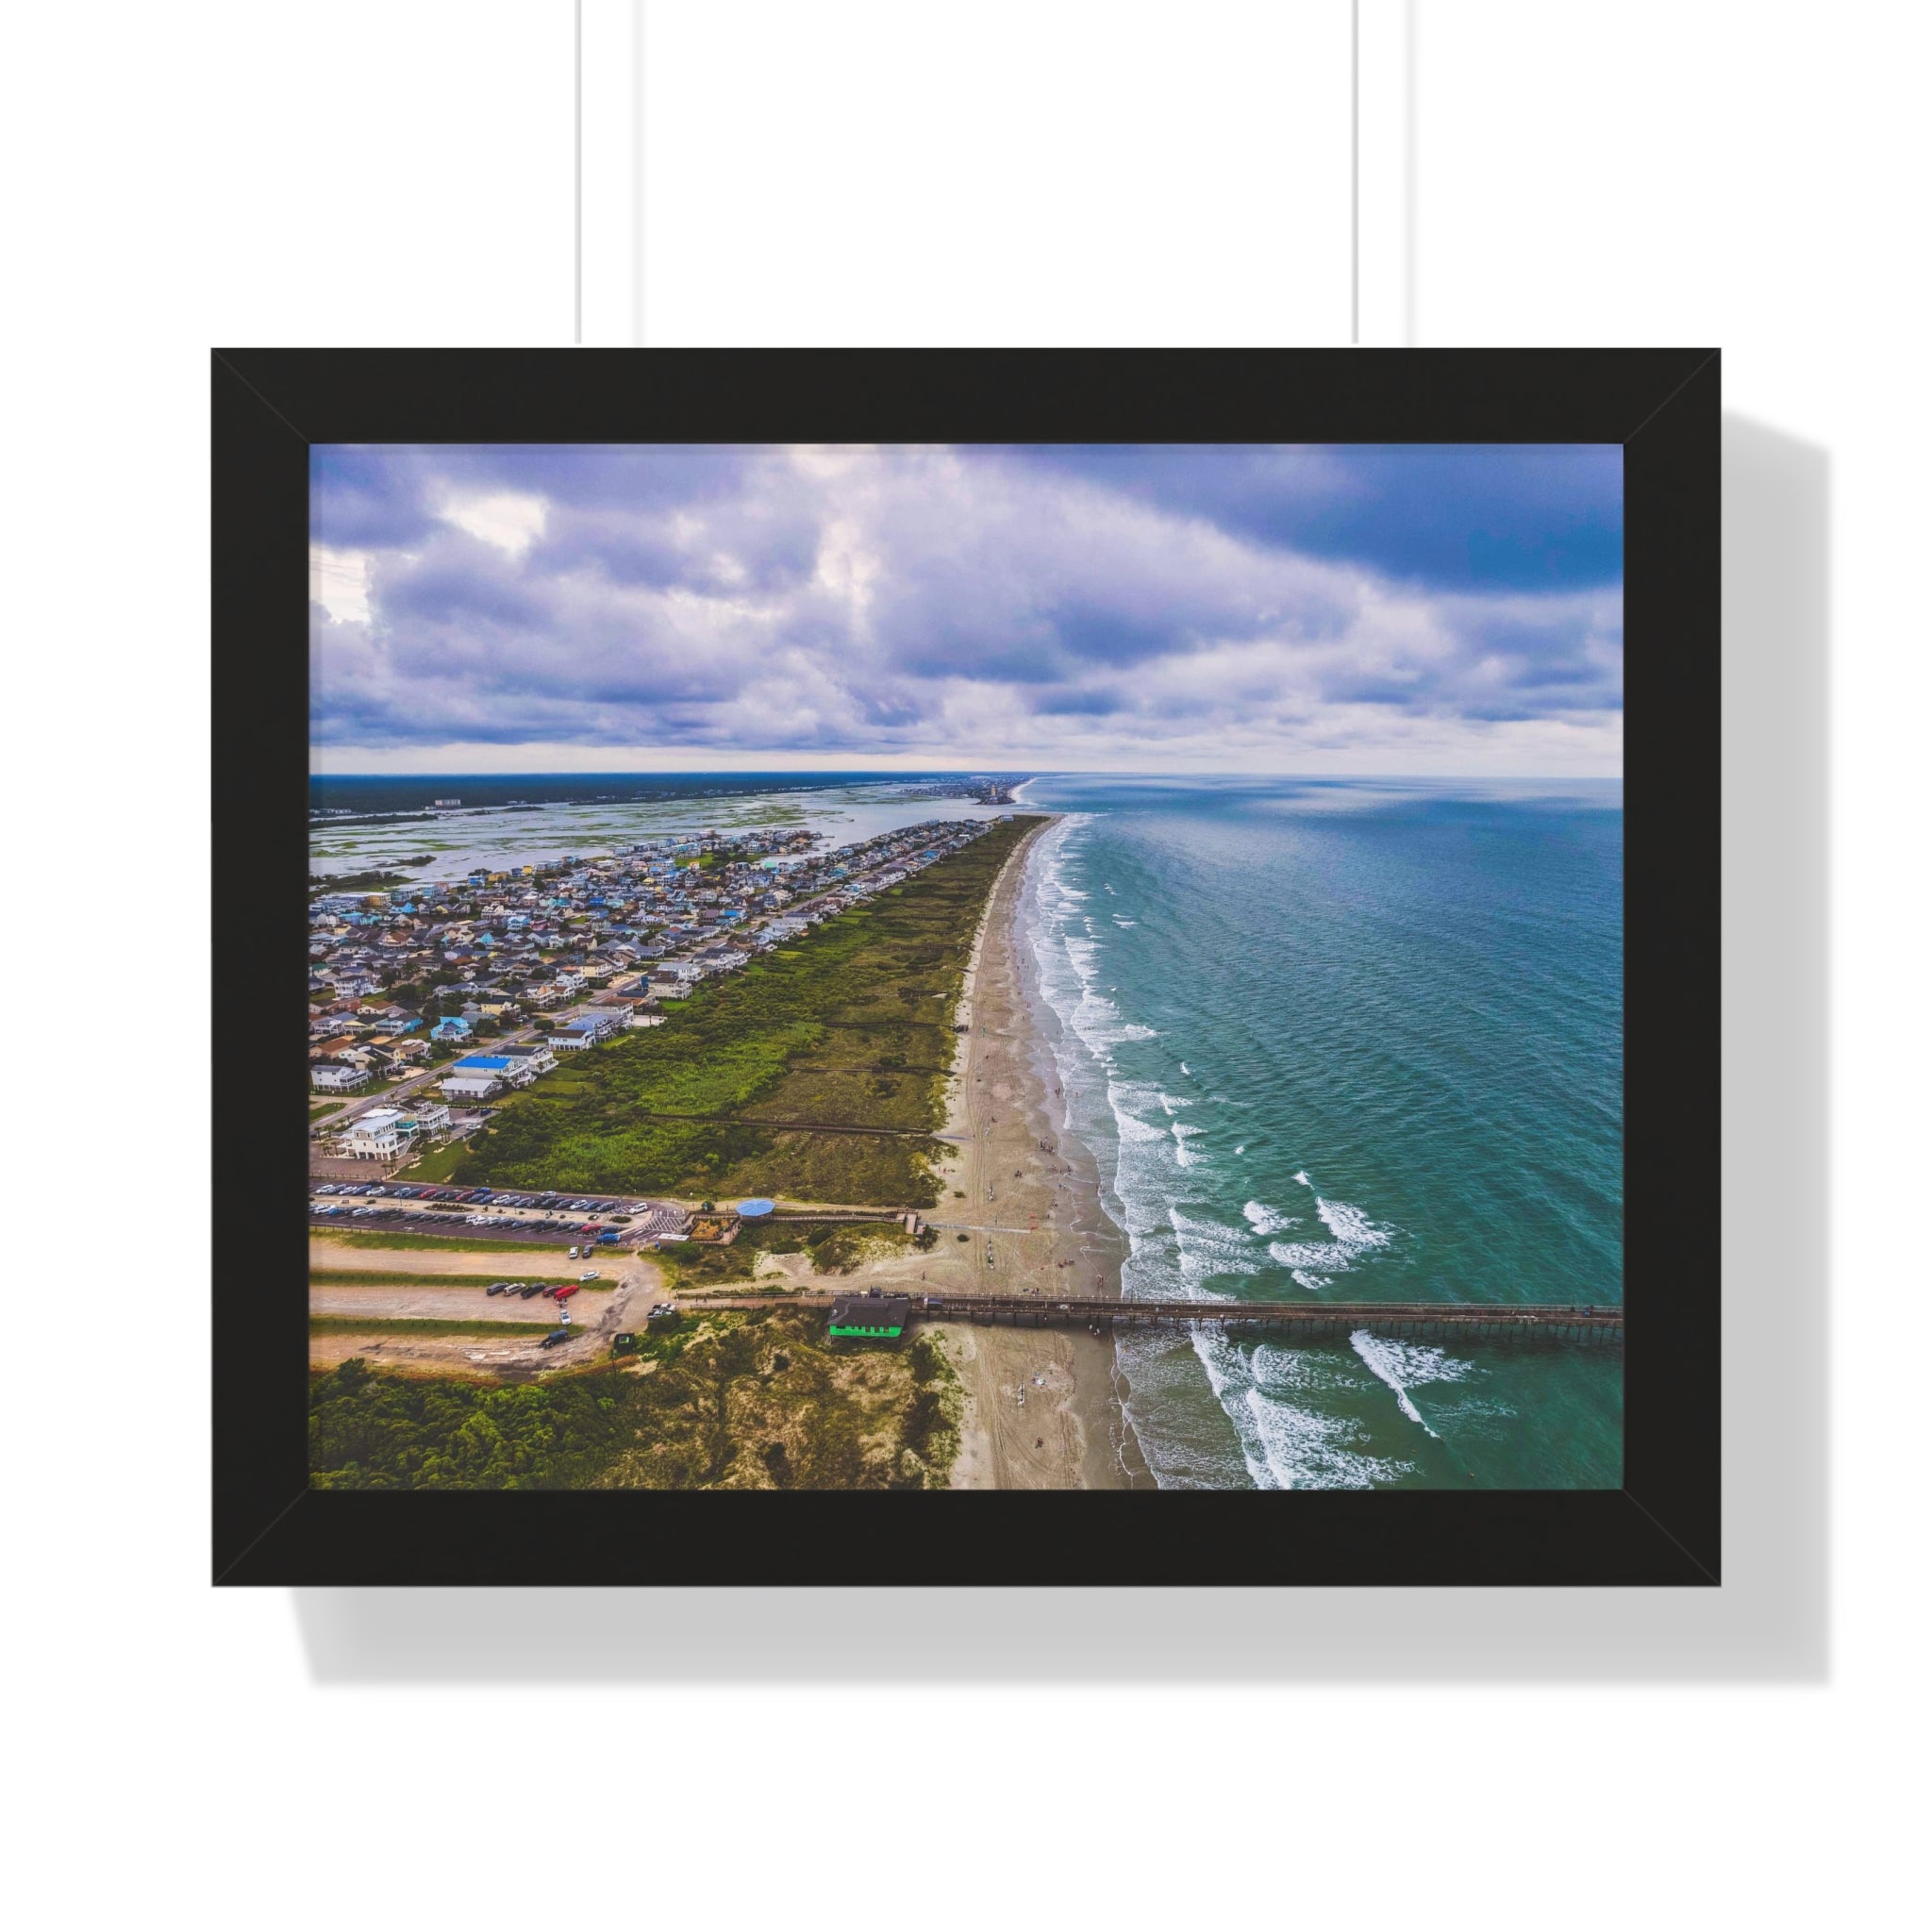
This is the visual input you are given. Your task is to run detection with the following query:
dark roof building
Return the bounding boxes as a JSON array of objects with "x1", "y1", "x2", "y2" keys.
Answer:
[{"x1": 827, "y1": 1293, "x2": 910, "y2": 1341}]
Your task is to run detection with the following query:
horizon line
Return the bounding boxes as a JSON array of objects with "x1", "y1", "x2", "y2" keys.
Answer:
[{"x1": 309, "y1": 766, "x2": 1624, "y2": 782}]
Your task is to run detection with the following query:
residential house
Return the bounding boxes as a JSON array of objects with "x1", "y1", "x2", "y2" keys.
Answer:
[
  {"x1": 338, "y1": 1107, "x2": 419, "y2": 1160},
  {"x1": 439, "y1": 1063, "x2": 506, "y2": 1103},
  {"x1": 496, "y1": 1040, "x2": 558, "y2": 1078}
]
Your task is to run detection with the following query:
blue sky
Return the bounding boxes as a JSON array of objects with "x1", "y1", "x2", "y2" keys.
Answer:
[{"x1": 310, "y1": 442, "x2": 1622, "y2": 774}]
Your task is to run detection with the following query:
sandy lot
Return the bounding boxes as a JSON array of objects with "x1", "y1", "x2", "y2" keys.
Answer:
[
  {"x1": 309, "y1": 1239, "x2": 584, "y2": 1275},
  {"x1": 309, "y1": 1243, "x2": 664, "y2": 1377},
  {"x1": 311, "y1": 1282, "x2": 614, "y2": 1323}
]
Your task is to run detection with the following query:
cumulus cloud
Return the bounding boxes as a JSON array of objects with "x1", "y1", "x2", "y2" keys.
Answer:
[{"x1": 309, "y1": 442, "x2": 1622, "y2": 774}]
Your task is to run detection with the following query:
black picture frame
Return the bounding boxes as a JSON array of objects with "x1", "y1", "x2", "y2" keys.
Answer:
[{"x1": 213, "y1": 346, "x2": 1718, "y2": 1588}]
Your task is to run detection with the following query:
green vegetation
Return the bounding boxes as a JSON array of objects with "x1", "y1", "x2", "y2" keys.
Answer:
[
  {"x1": 393, "y1": 1138, "x2": 473, "y2": 1183},
  {"x1": 452, "y1": 818, "x2": 1039, "y2": 1206},
  {"x1": 308, "y1": 1310, "x2": 964, "y2": 1490},
  {"x1": 311, "y1": 1229, "x2": 569, "y2": 1256},
  {"x1": 309, "y1": 1101, "x2": 344, "y2": 1122},
  {"x1": 648, "y1": 1220, "x2": 916, "y2": 1291},
  {"x1": 308, "y1": 1267, "x2": 591, "y2": 1288},
  {"x1": 309, "y1": 1317, "x2": 558, "y2": 1337}
]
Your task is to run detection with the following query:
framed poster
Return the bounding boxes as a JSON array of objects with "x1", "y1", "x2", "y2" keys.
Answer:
[{"x1": 212, "y1": 346, "x2": 1717, "y2": 1586}]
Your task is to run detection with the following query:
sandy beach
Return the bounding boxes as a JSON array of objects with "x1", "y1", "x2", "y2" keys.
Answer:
[
  {"x1": 924, "y1": 819, "x2": 1146, "y2": 1489},
  {"x1": 781, "y1": 818, "x2": 1144, "y2": 1484}
]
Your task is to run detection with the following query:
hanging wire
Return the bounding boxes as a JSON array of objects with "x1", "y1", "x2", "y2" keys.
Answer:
[{"x1": 575, "y1": 0, "x2": 584, "y2": 344}]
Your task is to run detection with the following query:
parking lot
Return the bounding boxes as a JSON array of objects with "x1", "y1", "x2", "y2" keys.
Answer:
[{"x1": 307, "y1": 1180, "x2": 687, "y2": 1248}]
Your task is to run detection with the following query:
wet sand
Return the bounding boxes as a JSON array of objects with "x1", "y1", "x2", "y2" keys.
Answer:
[{"x1": 929, "y1": 819, "x2": 1148, "y2": 1489}]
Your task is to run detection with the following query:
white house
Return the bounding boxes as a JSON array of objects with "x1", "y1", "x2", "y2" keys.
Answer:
[
  {"x1": 310, "y1": 1061, "x2": 370, "y2": 1092},
  {"x1": 339, "y1": 1107, "x2": 418, "y2": 1160},
  {"x1": 439, "y1": 1067, "x2": 506, "y2": 1102},
  {"x1": 496, "y1": 1040, "x2": 558, "y2": 1077}
]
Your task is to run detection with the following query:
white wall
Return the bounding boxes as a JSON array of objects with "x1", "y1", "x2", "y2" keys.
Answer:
[{"x1": 7, "y1": 5, "x2": 1919, "y2": 1929}]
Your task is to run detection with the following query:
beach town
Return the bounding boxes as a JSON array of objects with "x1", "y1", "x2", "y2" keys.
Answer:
[
  {"x1": 309, "y1": 809, "x2": 1004, "y2": 1155},
  {"x1": 306, "y1": 794, "x2": 1148, "y2": 1490}
]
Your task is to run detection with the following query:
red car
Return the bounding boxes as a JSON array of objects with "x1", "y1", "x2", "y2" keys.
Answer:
[{"x1": 553, "y1": 1283, "x2": 580, "y2": 1302}]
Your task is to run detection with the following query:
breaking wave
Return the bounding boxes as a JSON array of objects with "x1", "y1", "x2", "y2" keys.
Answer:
[
  {"x1": 1267, "y1": 1194, "x2": 1394, "y2": 1275},
  {"x1": 1350, "y1": 1331, "x2": 1475, "y2": 1438}
]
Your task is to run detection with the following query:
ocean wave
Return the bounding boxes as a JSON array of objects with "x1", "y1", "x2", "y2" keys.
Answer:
[
  {"x1": 1184, "y1": 1327, "x2": 1398, "y2": 1488},
  {"x1": 1241, "y1": 1199, "x2": 1292, "y2": 1235},
  {"x1": 1112, "y1": 916, "x2": 1137, "y2": 927},
  {"x1": 1266, "y1": 1194, "x2": 1394, "y2": 1276},
  {"x1": 1019, "y1": 809, "x2": 1409, "y2": 1492},
  {"x1": 1350, "y1": 1331, "x2": 1474, "y2": 1439},
  {"x1": 1291, "y1": 1270, "x2": 1333, "y2": 1291},
  {"x1": 1317, "y1": 1196, "x2": 1391, "y2": 1250},
  {"x1": 1167, "y1": 1206, "x2": 1261, "y2": 1279},
  {"x1": 1249, "y1": 1343, "x2": 1357, "y2": 1394}
]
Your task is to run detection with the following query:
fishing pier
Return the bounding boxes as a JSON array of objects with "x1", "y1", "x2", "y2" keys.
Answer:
[{"x1": 684, "y1": 1292, "x2": 1623, "y2": 1342}]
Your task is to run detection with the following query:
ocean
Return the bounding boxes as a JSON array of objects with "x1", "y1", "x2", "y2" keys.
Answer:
[{"x1": 1015, "y1": 774, "x2": 1624, "y2": 1490}]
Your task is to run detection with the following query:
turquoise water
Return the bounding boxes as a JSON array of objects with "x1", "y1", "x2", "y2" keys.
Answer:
[{"x1": 1016, "y1": 775, "x2": 1624, "y2": 1490}]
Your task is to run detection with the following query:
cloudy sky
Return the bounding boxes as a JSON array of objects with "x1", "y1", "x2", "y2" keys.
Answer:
[{"x1": 310, "y1": 442, "x2": 1622, "y2": 775}]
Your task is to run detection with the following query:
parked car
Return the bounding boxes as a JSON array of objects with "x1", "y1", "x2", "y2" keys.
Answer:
[
  {"x1": 567, "y1": 1246, "x2": 579, "y2": 1258},
  {"x1": 539, "y1": 1329, "x2": 573, "y2": 1349},
  {"x1": 519, "y1": 1283, "x2": 545, "y2": 1299},
  {"x1": 554, "y1": 1283, "x2": 580, "y2": 1302},
  {"x1": 540, "y1": 1285, "x2": 558, "y2": 1299},
  {"x1": 486, "y1": 1283, "x2": 508, "y2": 1296},
  {"x1": 578, "y1": 1271, "x2": 599, "y2": 1282}
]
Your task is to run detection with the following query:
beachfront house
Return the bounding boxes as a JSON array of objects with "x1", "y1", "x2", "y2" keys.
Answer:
[{"x1": 309, "y1": 1060, "x2": 371, "y2": 1092}]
